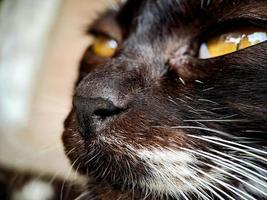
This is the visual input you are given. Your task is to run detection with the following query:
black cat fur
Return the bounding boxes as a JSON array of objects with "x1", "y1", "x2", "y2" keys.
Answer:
[
  {"x1": 63, "y1": 0, "x2": 267, "y2": 199},
  {"x1": 1, "y1": 0, "x2": 267, "y2": 199}
]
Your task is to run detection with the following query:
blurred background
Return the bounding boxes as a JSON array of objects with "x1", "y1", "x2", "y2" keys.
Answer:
[{"x1": 0, "y1": 0, "x2": 114, "y2": 179}]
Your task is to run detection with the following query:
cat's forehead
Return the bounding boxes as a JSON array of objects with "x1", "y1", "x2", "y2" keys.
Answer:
[
  {"x1": 120, "y1": 0, "x2": 266, "y2": 28},
  {"x1": 91, "y1": 0, "x2": 267, "y2": 44},
  {"x1": 121, "y1": 0, "x2": 261, "y2": 14}
]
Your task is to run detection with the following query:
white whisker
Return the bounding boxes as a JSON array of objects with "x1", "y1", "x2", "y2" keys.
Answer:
[
  {"x1": 211, "y1": 149, "x2": 267, "y2": 179},
  {"x1": 203, "y1": 135, "x2": 267, "y2": 156},
  {"x1": 190, "y1": 164, "x2": 253, "y2": 200},
  {"x1": 191, "y1": 173, "x2": 235, "y2": 200},
  {"x1": 144, "y1": 161, "x2": 187, "y2": 200},
  {"x1": 188, "y1": 135, "x2": 267, "y2": 163},
  {"x1": 187, "y1": 173, "x2": 223, "y2": 200},
  {"x1": 183, "y1": 119, "x2": 248, "y2": 122},
  {"x1": 171, "y1": 125, "x2": 232, "y2": 137},
  {"x1": 184, "y1": 148, "x2": 267, "y2": 197},
  {"x1": 187, "y1": 148, "x2": 267, "y2": 190},
  {"x1": 74, "y1": 191, "x2": 90, "y2": 200},
  {"x1": 60, "y1": 156, "x2": 81, "y2": 200}
]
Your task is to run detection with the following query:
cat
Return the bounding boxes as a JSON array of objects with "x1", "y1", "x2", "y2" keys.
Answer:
[
  {"x1": 1, "y1": 0, "x2": 267, "y2": 199},
  {"x1": 62, "y1": 0, "x2": 267, "y2": 199}
]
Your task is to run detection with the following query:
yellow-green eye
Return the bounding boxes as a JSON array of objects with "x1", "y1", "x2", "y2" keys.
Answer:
[
  {"x1": 91, "y1": 36, "x2": 118, "y2": 57},
  {"x1": 199, "y1": 27, "x2": 267, "y2": 59}
]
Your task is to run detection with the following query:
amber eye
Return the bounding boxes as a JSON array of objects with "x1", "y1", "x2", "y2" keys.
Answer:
[
  {"x1": 91, "y1": 35, "x2": 118, "y2": 57},
  {"x1": 199, "y1": 27, "x2": 267, "y2": 59}
]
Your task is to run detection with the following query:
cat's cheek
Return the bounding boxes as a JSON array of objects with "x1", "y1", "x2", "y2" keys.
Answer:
[{"x1": 62, "y1": 111, "x2": 88, "y2": 174}]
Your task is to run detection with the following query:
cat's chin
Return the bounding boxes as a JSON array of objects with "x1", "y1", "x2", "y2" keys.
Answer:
[
  {"x1": 62, "y1": 113, "x2": 145, "y2": 186},
  {"x1": 62, "y1": 111, "x2": 219, "y2": 198},
  {"x1": 63, "y1": 108, "x2": 266, "y2": 199},
  {"x1": 63, "y1": 127, "x2": 219, "y2": 199}
]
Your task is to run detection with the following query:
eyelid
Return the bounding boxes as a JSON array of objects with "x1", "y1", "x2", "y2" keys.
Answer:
[
  {"x1": 88, "y1": 19, "x2": 122, "y2": 43},
  {"x1": 89, "y1": 28, "x2": 118, "y2": 42}
]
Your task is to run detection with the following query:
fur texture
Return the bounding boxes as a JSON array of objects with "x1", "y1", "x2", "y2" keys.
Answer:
[{"x1": 63, "y1": 0, "x2": 267, "y2": 199}]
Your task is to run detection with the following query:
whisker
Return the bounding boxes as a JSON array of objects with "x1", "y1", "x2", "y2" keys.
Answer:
[
  {"x1": 65, "y1": 147, "x2": 77, "y2": 157},
  {"x1": 182, "y1": 149, "x2": 256, "y2": 200},
  {"x1": 191, "y1": 173, "x2": 235, "y2": 200},
  {"x1": 84, "y1": 150, "x2": 101, "y2": 165},
  {"x1": 171, "y1": 125, "x2": 233, "y2": 137},
  {"x1": 183, "y1": 119, "x2": 248, "y2": 122},
  {"x1": 74, "y1": 191, "x2": 90, "y2": 200},
  {"x1": 187, "y1": 173, "x2": 223, "y2": 200},
  {"x1": 156, "y1": 149, "x2": 214, "y2": 200},
  {"x1": 188, "y1": 135, "x2": 267, "y2": 163},
  {"x1": 203, "y1": 136, "x2": 267, "y2": 156},
  {"x1": 190, "y1": 164, "x2": 253, "y2": 200},
  {"x1": 184, "y1": 148, "x2": 267, "y2": 197},
  {"x1": 144, "y1": 162, "x2": 187, "y2": 200},
  {"x1": 198, "y1": 98, "x2": 219, "y2": 105},
  {"x1": 211, "y1": 149, "x2": 267, "y2": 179},
  {"x1": 204, "y1": 162, "x2": 267, "y2": 197},
  {"x1": 74, "y1": 191, "x2": 91, "y2": 200},
  {"x1": 186, "y1": 148, "x2": 267, "y2": 189},
  {"x1": 170, "y1": 168, "x2": 212, "y2": 200},
  {"x1": 125, "y1": 159, "x2": 135, "y2": 200},
  {"x1": 45, "y1": 147, "x2": 78, "y2": 185},
  {"x1": 139, "y1": 148, "x2": 212, "y2": 200},
  {"x1": 60, "y1": 156, "x2": 81, "y2": 200}
]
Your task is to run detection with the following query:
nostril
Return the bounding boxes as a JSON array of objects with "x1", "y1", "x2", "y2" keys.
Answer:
[
  {"x1": 73, "y1": 96, "x2": 125, "y2": 135},
  {"x1": 94, "y1": 106, "x2": 125, "y2": 120},
  {"x1": 74, "y1": 96, "x2": 124, "y2": 118}
]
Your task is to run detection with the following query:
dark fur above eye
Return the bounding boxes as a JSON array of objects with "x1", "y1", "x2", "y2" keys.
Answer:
[{"x1": 62, "y1": 0, "x2": 267, "y2": 199}]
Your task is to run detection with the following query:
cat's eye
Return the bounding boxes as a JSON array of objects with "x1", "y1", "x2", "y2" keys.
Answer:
[
  {"x1": 199, "y1": 27, "x2": 267, "y2": 59},
  {"x1": 91, "y1": 35, "x2": 118, "y2": 57}
]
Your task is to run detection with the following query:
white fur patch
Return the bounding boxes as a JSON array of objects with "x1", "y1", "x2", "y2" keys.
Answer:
[
  {"x1": 137, "y1": 148, "x2": 198, "y2": 196},
  {"x1": 12, "y1": 180, "x2": 55, "y2": 200},
  {"x1": 136, "y1": 148, "x2": 227, "y2": 199}
]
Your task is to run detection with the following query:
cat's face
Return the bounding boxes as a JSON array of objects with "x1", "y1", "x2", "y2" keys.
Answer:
[{"x1": 63, "y1": 0, "x2": 267, "y2": 199}]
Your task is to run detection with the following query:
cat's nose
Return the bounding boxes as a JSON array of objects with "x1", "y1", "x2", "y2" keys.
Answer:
[{"x1": 73, "y1": 96, "x2": 124, "y2": 136}]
